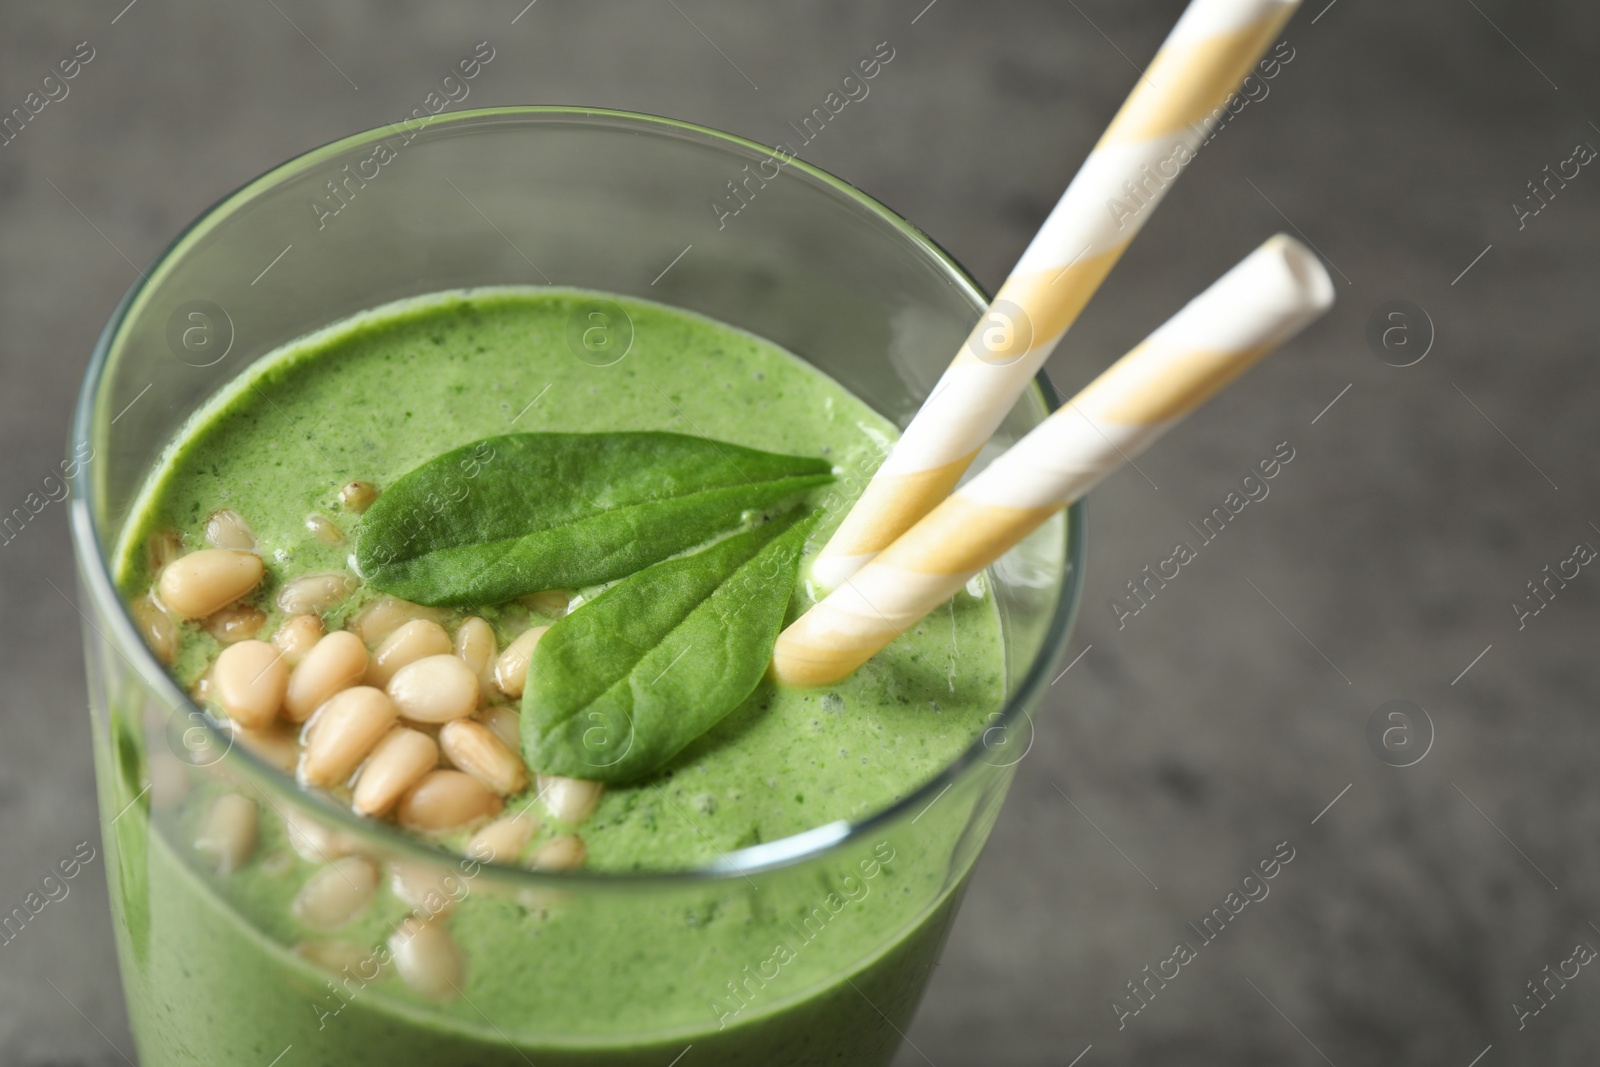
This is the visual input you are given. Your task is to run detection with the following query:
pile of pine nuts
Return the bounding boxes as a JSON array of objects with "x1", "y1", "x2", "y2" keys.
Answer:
[{"x1": 140, "y1": 496, "x2": 608, "y2": 998}]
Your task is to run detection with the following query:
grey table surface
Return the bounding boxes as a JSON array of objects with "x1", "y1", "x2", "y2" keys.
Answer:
[{"x1": 3, "y1": 1, "x2": 1599, "y2": 1064}]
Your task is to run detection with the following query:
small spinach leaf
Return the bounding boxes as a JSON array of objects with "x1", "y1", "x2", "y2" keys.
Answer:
[
  {"x1": 355, "y1": 432, "x2": 831, "y2": 606},
  {"x1": 522, "y1": 510, "x2": 814, "y2": 783}
]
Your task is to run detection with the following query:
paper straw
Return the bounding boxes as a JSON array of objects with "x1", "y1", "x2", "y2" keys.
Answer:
[
  {"x1": 775, "y1": 234, "x2": 1334, "y2": 687},
  {"x1": 811, "y1": 0, "x2": 1302, "y2": 589}
]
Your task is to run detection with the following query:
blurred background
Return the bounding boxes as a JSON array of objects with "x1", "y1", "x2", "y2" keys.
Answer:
[{"x1": 3, "y1": 1, "x2": 1598, "y2": 1063}]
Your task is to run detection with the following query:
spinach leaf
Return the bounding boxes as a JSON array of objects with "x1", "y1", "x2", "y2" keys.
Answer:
[
  {"x1": 522, "y1": 510, "x2": 814, "y2": 783},
  {"x1": 355, "y1": 432, "x2": 831, "y2": 606}
]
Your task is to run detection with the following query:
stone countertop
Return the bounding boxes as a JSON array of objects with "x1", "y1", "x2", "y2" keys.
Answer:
[{"x1": 2, "y1": 1, "x2": 1598, "y2": 1063}]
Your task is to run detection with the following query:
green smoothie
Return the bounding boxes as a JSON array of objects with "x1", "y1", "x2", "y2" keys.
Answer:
[{"x1": 108, "y1": 288, "x2": 1009, "y2": 1064}]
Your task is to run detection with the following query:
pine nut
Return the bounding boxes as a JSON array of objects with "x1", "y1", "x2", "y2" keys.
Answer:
[
  {"x1": 340, "y1": 480, "x2": 379, "y2": 514},
  {"x1": 440, "y1": 720, "x2": 527, "y2": 796},
  {"x1": 531, "y1": 834, "x2": 586, "y2": 872},
  {"x1": 202, "y1": 603, "x2": 267, "y2": 645},
  {"x1": 293, "y1": 855, "x2": 378, "y2": 931},
  {"x1": 296, "y1": 940, "x2": 379, "y2": 976},
  {"x1": 306, "y1": 513, "x2": 345, "y2": 544},
  {"x1": 272, "y1": 613, "x2": 324, "y2": 666},
  {"x1": 351, "y1": 728, "x2": 439, "y2": 817},
  {"x1": 299, "y1": 686, "x2": 398, "y2": 788},
  {"x1": 520, "y1": 589, "x2": 572, "y2": 618},
  {"x1": 146, "y1": 528, "x2": 184, "y2": 574},
  {"x1": 468, "y1": 811, "x2": 537, "y2": 864},
  {"x1": 232, "y1": 724, "x2": 299, "y2": 773},
  {"x1": 131, "y1": 595, "x2": 177, "y2": 665},
  {"x1": 259, "y1": 849, "x2": 295, "y2": 878},
  {"x1": 389, "y1": 861, "x2": 469, "y2": 918},
  {"x1": 158, "y1": 549, "x2": 264, "y2": 619},
  {"x1": 196, "y1": 792, "x2": 257, "y2": 875},
  {"x1": 389, "y1": 917, "x2": 464, "y2": 1001},
  {"x1": 284, "y1": 631, "x2": 368, "y2": 723},
  {"x1": 476, "y1": 706, "x2": 521, "y2": 752},
  {"x1": 283, "y1": 807, "x2": 359, "y2": 864},
  {"x1": 191, "y1": 667, "x2": 213, "y2": 704},
  {"x1": 148, "y1": 749, "x2": 192, "y2": 809},
  {"x1": 396, "y1": 770, "x2": 502, "y2": 832},
  {"x1": 276, "y1": 572, "x2": 358, "y2": 615},
  {"x1": 539, "y1": 775, "x2": 604, "y2": 825},
  {"x1": 388, "y1": 655, "x2": 478, "y2": 724},
  {"x1": 368, "y1": 619, "x2": 452, "y2": 688},
  {"x1": 212, "y1": 640, "x2": 289, "y2": 730},
  {"x1": 351, "y1": 596, "x2": 445, "y2": 647},
  {"x1": 453, "y1": 617, "x2": 497, "y2": 699},
  {"x1": 493, "y1": 626, "x2": 549, "y2": 699},
  {"x1": 204, "y1": 508, "x2": 257, "y2": 551}
]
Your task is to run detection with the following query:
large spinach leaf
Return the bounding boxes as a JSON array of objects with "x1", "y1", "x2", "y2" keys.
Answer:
[
  {"x1": 522, "y1": 511, "x2": 814, "y2": 782},
  {"x1": 356, "y1": 432, "x2": 830, "y2": 606}
]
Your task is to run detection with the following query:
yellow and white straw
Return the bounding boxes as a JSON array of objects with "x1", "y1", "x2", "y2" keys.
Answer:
[
  {"x1": 775, "y1": 234, "x2": 1334, "y2": 687},
  {"x1": 811, "y1": 0, "x2": 1302, "y2": 589}
]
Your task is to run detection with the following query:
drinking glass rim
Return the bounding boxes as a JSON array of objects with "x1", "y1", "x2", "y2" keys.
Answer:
[{"x1": 68, "y1": 105, "x2": 1086, "y2": 887}]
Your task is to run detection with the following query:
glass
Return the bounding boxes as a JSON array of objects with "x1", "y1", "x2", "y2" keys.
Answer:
[{"x1": 68, "y1": 108, "x2": 1084, "y2": 1066}]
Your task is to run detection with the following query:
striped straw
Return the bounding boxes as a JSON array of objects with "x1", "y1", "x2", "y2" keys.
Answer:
[
  {"x1": 774, "y1": 234, "x2": 1334, "y2": 687},
  {"x1": 811, "y1": 0, "x2": 1302, "y2": 589}
]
